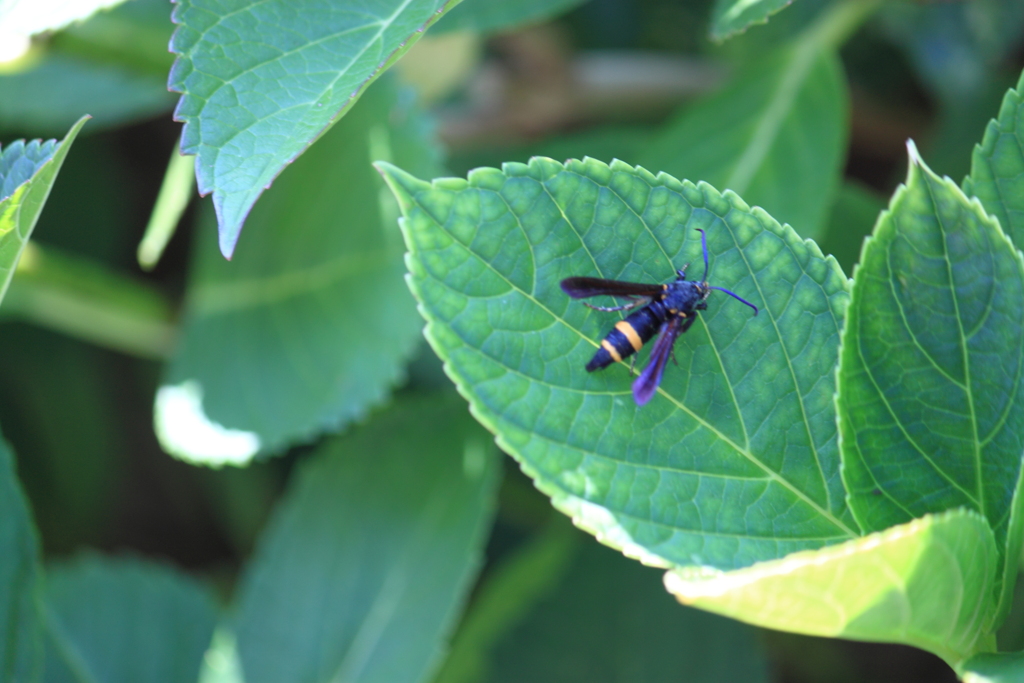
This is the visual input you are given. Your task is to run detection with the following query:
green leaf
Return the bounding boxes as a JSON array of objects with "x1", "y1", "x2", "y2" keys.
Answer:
[
  {"x1": 378, "y1": 157, "x2": 858, "y2": 572},
  {"x1": 879, "y1": 2, "x2": 1024, "y2": 106},
  {"x1": 486, "y1": 536, "x2": 770, "y2": 683},
  {"x1": 50, "y1": 0, "x2": 177, "y2": 77},
  {"x1": 435, "y1": 520, "x2": 580, "y2": 683},
  {"x1": 43, "y1": 555, "x2": 218, "y2": 683},
  {"x1": 434, "y1": 0, "x2": 587, "y2": 34},
  {"x1": 0, "y1": 116, "x2": 87, "y2": 306},
  {"x1": 0, "y1": 431, "x2": 43, "y2": 682},
  {"x1": 157, "y1": 76, "x2": 438, "y2": 464},
  {"x1": 963, "y1": 69, "x2": 1024, "y2": 248},
  {"x1": 963, "y1": 651, "x2": 1024, "y2": 683},
  {"x1": 664, "y1": 510, "x2": 999, "y2": 669},
  {"x1": 636, "y1": 0, "x2": 876, "y2": 240},
  {"x1": 838, "y1": 142, "x2": 1024, "y2": 627},
  {"x1": 0, "y1": 0, "x2": 128, "y2": 41},
  {"x1": 710, "y1": 0, "x2": 794, "y2": 41},
  {"x1": 168, "y1": 0, "x2": 460, "y2": 257},
  {"x1": 232, "y1": 393, "x2": 500, "y2": 683},
  {"x1": 0, "y1": 0, "x2": 176, "y2": 135},
  {"x1": 0, "y1": 54, "x2": 175, "y2": 136},
  {"x1": 636, "y1": 45, "x2": 846, "y2": 241}
]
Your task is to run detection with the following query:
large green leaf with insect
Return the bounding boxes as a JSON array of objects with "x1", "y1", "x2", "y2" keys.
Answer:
[
  {"x1": 157, "y1": 76, "x2": 439, "y2": 463},
  {"x1": 0, "y1": 116, "x2": 87, "y2": 306},
  {"x1": 378, "y1": 157, "x2": 857, "y2": 572},
  {"x1": 231, "y1": 393, "x2": 500, "y2": 683},
  {"x1": 664, "y1": 509, "x2": 999, "y2": 669},
  {"x1": 838, "y1": 143, "x2": 1024, "y2": 628},
  {"x1": 168, "y1": 0, "x2": 461, "y2": 257},
  {"x1": 0, "y1": 432, "x2": 43, "y2": 682},
  {"x1": 963, "y1": 69, "x2": 1024, "y2": 249},
  {"x1": 43, "y1": 555, "x2": 218, "y2": 683}
]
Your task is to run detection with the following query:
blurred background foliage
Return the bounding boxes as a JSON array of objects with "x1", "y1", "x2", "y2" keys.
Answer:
[{"x1": 2, "y1": 0, "x2": 1024, "y2": 681}]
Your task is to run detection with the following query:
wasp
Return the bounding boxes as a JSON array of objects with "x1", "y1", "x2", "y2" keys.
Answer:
[{"x1": 561, "y1": 229, "x2": 758, "y2": 405}]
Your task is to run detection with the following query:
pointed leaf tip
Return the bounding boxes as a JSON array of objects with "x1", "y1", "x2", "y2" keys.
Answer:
[
  {"x1": 905, "y1": 138, "x2": 923, "y2": 167},
  {"x1": 0, "y1": 115, "x2": 90, "y2": 303},
  {"x1": 168, "y1": 0, "x2": 455, "y2": 262},
  {"x1": 375, "y1": 161, "x2": 432, "y2": 211},
  {"x1": 214, "y1": 197, "x2": 249, "y2": 259},
  {"x1": 840, "y1": 133, "x2": 1024, "y2": 629},
  {"x1": 218, "y1": 230, "x2": 236, "y2": 260},
  {"x1": 162, "y1": 79, "x2": 441, "y2": 455}
]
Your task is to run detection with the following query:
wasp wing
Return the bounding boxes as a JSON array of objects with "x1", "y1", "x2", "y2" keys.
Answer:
[
  {"x1": 632, "y1": 316, "x2": 687, "y2": 405},
  {"x1": 560, "y1": 277, "x2": 663, "y2": 300}
]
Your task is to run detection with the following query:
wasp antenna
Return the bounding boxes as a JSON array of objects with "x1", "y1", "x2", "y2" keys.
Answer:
[
  {"x1": 709, "y1": 286, "x2": 759, "y2": 316},
  {"x1": 695, "y1": 228, "x2": 710, "y2": 282}
]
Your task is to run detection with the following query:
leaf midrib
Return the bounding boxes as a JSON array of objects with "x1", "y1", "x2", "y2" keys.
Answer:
[
  {"x1": 189, "y1": 0, "x2": 428, "y2": 163},
  {"x1": 544, "y1": 174, "x2": 842, "y2": 526},
  {"x1": 927, "y1": 172, "x2": 985, "y2": 517},
  {"x1": 530, "y1": 177, "x2": 753, "y2": 451},
  {"x1": 724, "y1": 39, "x2": 816, "y2": 194},
  {"x1": 725, "y1": 212, "x2": 839, "y2": 516}
]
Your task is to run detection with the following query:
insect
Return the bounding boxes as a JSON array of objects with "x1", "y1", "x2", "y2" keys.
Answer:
[{"x1": 561, "y1": 228, "x2": 758, "y2": 405}]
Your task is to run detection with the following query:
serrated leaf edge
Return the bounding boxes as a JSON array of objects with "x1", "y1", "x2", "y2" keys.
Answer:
[
  {"x1": 962, "y1": 69, "x2": 1024, "y2": 248},
  {"x1": 382, "y1": 155, "x2": 858, "y2": 571},
  {"x1": 167, "y1": 0, "x2": 464, "y2": 257},
  {"x1": 836, "y1": 139, "x2": 1024, "y2": 631},
  {"x1": 0, "y1": 115, "x2": 89, "y2": 304}
]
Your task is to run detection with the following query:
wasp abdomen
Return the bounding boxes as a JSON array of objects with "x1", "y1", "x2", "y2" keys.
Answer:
[{"x1": 586, "y1": 305, "x2": 665, "y2": 371}]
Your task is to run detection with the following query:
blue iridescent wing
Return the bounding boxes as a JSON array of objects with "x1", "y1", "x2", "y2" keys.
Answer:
[{"x1": 631, "y1": 316, "x2": 685, "y2": 405}]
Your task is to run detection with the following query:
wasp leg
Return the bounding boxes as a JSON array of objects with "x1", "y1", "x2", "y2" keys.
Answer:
[
  {"x1": 672, "y1": 314, "x2": 698, "y2": 366},
  {"x1": 583, "y1": 298, "x2": 650, "y2": 313}
]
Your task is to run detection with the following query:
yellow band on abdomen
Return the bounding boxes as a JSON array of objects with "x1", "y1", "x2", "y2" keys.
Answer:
[
  {"x1": 614, "y1": 321, "x2": 643, "y2": 351},
  {"x1": 601, "y1": 339, "x2": 622, "y2": 362}
]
